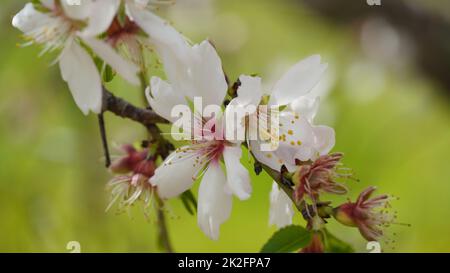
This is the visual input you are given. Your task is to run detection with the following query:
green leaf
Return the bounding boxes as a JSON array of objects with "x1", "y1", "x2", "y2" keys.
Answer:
[
  {"x1": 261, "y1": 225, "x2": 312, "y2": 253},
  {"x1": 323, "y1": 229, "x2": 355, "y2": 253},
  {"x1": 102, "y1": 64, "x2": 116, "y2": 83},
  {"x1": 180, "y1": 190, "x2": 197, "y2": 215}
]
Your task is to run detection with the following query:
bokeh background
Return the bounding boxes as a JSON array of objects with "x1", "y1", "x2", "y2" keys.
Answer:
[{"x1": 1, "y1": 0, "x2": 450, "y2": 252}]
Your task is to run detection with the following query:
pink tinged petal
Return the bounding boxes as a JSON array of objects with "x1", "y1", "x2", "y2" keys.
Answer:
[
  {"x1": 81, "y1": 37, "x2": 140, "y2": 85},
  {"x1": 197, "y1": 163, "x2": 232, "y2": 240},
  {"x1": 269, "y1": 55, "x2": 328, "y2": 106},
  {"x1": 61, "y1": 0, "x2": 93, "y2": 20},
  {"x1": 58, "y1": 40, "x2": 102, "y2": 115},
  {"x1": 80, "y1": 0, "x2": 121, "y2": 37},
  {"x1": 357, "y1": 220, "x2": 383, "y2": 241},
  {"x1": 223, "y1": 146, "x2": 252, "y2": 200},
  {"x1": 357, "y1": 186, "x2": 377, "y2": 206},
  {"x1": 312, "y1": 125, "x2": 335, "y2": 156},
  {"x1": 269, "y1": 182, "x2": 294, "y2": 228},
  {"x1": 146, "y1": 76, "x2": 186, "y2": 123},
  {"x1": 149, "y1": 147, "x2": 202, "y2": 199}
]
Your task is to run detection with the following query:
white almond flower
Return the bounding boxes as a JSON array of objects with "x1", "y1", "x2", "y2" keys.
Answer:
[
  {"x1": 12, "y1": 0, "x2": 140, "y2": 115},
  {"x1": 146, "y1": 40, "x2": 251, "y2": 240},
  {"x1": 230, "y1": 55, "x2": 334, "y2": 171},
  {"x1": 228, "y1": 55, "x2": 335, "y2": 228}
]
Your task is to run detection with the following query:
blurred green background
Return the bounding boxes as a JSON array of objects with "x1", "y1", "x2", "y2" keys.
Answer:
[{"x1": 1, "y1": 0, "x2": 450, "y2": 252}]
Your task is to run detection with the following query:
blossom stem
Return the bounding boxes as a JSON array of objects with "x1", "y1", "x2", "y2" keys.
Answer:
[
  {"x1": 155, "y1": 193, "x2": 174, "y2": 253},
  {"x1": 260, "y1": 162, "x2": 305, "y2": 212},
  {"x1": 138, "y1": 69, "x2": 175, "y2": 253},
  {"x1": 97, "y1": 113, "x2": 111, "y2": 167}
]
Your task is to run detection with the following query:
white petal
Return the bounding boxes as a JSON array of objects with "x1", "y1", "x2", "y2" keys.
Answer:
[
  {"x1": 41, "y1": 0, "x2": 55, "y2": 9},
  {"x1": 150, "y1": 147, "x2": 202, "y2": 199},
  {"x1": 197, "y1": 163, "x2": 232, "y2": 240},
  {"x1": 269, "y1": 55, "x2": 327, "y2": 106},
  {"x1": 146, "y1": 76, "x2": 186, "y2": 123},
  {"x1": 269, "y1": 182, "x2": 294, "y2": 228},
  {"x1": 81, "y1": 37, "x2": 140, "y2": 85},
  {"x1": 229, "y1": 75, "x2": 262, "y2": 109},
  {"x1": 223, "y1": 146, "x2": 251, "y2": 200},
  {"x1": 313, "y1": 125, "x2": 335, "y2": 156},
  {"x1": 290, "y1": 96, "x2": 320, "y2": 123},
  {"x1": 126, "y1": 3, "x2": 189, "y2": 77},
  {"x1": 61, "y1": 0, "x2": 93, "y2": 20},
  {"x1": 250, "y1": 140, "x2": 282, "y2": 171},
  {"x1": 12, "y1": 3, "x2": 52, "y2": 33},
  {"x1": 133, "y1": 0, "x2": 151, "y2": 8},
  {"x1": 225, "y1": 76, "x2": 262, "y2": 144},
  {"x1": 58, "y1": 40, "x2": 102, "y2": 115},
  {"x1": 277, "y1": 111, "x2": 315, "y2": 163},
  {"x1": 187, "y1": 41, "x2": 228, "y2": 107},
  {"x1": 81, "y1": 0, "x2": 121, "y2": 37}
]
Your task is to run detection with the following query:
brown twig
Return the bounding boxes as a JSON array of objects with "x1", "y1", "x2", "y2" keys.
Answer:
[
  {"x1": 97, "y1": 113, "x2": 111, "y2": 168},
  {"x1": 101, "y1": 87, "x2": 169, "y2": 125}
]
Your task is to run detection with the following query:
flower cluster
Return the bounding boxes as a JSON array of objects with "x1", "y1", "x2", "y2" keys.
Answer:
[{"x1": 13, "y1": 0, "x2": 401, "y2": 247}]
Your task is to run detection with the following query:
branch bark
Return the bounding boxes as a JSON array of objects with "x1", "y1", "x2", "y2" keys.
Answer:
[{"x1": 101, "y1": 87, "x2": 169, "y2": 125}]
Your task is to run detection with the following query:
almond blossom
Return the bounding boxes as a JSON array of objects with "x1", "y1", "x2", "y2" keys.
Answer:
[
  {"x1": 227, "y1": 55, "x2": 335, "y2": 228},
  {"x1": 82, "y1": 0, "x2": 188, "y2": 67},
  {"x1": 12, "y1": 0, "x2": 140, "y2": 115},
  {"x1": 146, "y1": 40, "x2": 251, "y2": 240}
]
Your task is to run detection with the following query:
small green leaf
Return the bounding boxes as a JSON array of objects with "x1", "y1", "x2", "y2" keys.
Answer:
[
  {"x1": 261, "y1": 225, "x2": 312, "y2": 253},
  {"x1": 323, "y1": 229, "x2": 354, "y2": 253},
  {"x1": 102, "y1": 64, "x2": 116, "y2": 83},
  {"x1": 180, "y1": 190, "x2": 197, "y2": 215}
]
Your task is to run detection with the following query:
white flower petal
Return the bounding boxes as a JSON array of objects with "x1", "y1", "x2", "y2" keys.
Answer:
[
  {"x1": 146, "y1": 76, "x2": 186, "y2": 123},
  {"x1": 277, "y1": 111, "x2": 316, "y2": 163},
  {"x1": 12, "y1": 3, "x2": 52, "y2": 33},
  {"x1": 126, "y1": 2, "x2": 189, "y2": 79},
  {"x1": 58, "y1": 40, "x2": 102, "y2": 115},
  {"x1": 249, "y1": 140, "x2": 295, "y2": 172},
  {"x1": 41, "y1": 0, "x2": 55, "y2": 9},
  {"x1": 269, "y1": 55, "x2": 327, "y2": 106},
  {"x1": 81, "y1": 0, "x2": 121, "y2": 37},
  {"x1": 223, "y1": 146, "x2": 251, "y2": 200},
  {"x1": 230, "y1": 75, "x2": 263, "y2": 108},
  {"x1": 269, "y1": 182, "x2": 294, "y2": 228},
  {"x1": 290, "y1": 96, "x2": 320, "y2": 123},
  {"x1": 82, "y1": 37, "x2": 140, "y2": 85},
  {"x1": 197, "y1": 163, "x2": 232, "y2": 240},
  {"x1": 150, "y1": 147, "x2": 202, "y2": 199},
  {"x1": 313, "y1": 125, "x2": 335, "y2": 156},
  {"x1": 187, "y1": 41, "x2": 228, "y2": 107},
  {"x1": 61, "y1": 0, "x2": 93, "y2": 20}
]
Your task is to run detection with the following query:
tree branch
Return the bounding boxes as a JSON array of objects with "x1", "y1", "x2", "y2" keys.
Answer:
[{"x1": 101, "y1": 87, "x2": 169, "y2": 125}]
